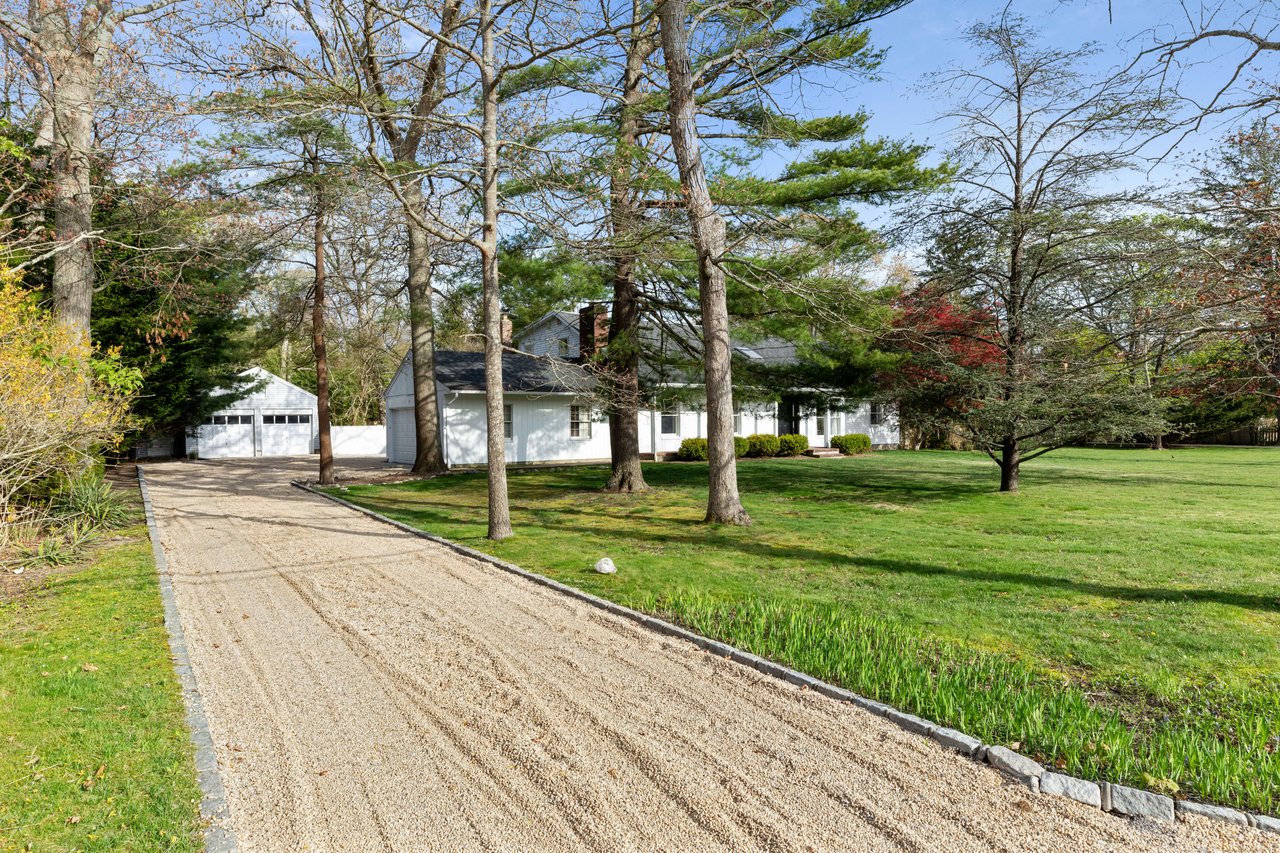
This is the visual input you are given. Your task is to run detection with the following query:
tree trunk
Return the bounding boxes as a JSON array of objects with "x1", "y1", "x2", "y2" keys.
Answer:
[
  {"x1": 658, "y1": 0, "x2": 750, "y2": 525},
  {"x1": 48, "y1": 53, "x2": 98, "y2": 341},
  {"x1": 480, "y1": 3, "x2": 512, "y2": 540},
  {"x1": 999, "y1": 438, "x2": 1020, "y2": 492},
  {"x1": 603, "y1": 3, "x2": 651, "y2": 494},
  {"x1": 403, "y1": 186, "x2": 447, "y2": 476},
  {"x1": 312, "y1": 181, "x2": 335, "y2": 486}
]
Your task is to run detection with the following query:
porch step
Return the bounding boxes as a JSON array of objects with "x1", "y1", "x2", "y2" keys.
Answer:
[{"x1": 806, "y1": 447, "x2": 842, "y2": 458}]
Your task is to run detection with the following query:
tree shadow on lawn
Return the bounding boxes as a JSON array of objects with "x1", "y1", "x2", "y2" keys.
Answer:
[
  {"x1": 1032, "y1": 469, "x2": 1280, "y2": 493},
  {"x1": 518, "y1": 517, "x2": 1280, "y2": 615},
  {"x1": 396, "y1": 454, "x2": 1251, "y2": 507},
  {"x1": 367, "y1": 463, "x2": 1280, "y2": 613}
]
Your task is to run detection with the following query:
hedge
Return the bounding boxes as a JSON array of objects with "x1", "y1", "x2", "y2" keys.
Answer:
[
  {"x1": 746, "y1": 433, "x2": 781, "y2": 457},
  {"x1": 831, "y1": 433, "x2": 872, "y2": 455},
  {"x1": 777, "y1": 434, "x2": 809, "y2": 456},
  {"x1": 676, "y1": 437, "x2": 709, "y2": 461}
]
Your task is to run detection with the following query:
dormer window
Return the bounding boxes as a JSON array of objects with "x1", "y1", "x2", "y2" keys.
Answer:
[{"x1": 558, "y1": 337, "x2": 570, "y2": 357}]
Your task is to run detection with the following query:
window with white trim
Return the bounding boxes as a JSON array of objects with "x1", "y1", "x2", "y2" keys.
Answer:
[
  {"x1": 816, "y1": 410, "x2": 826, "y2": 437},
  {"x1": 870, "y1": 402, "x2": 885, "y2": 426},
  {"x1": 733, "y1": 406, "x2": 743, "y2": 435},
  {"x1": 570, "y1": 405, "x2": 591, "y2": 438},
  {"x1": 660, "y1": 404, "x2": 679, "y2": 435},
  {"x1": 204, "y1": 414, "x2": 253, "y2": 425},
  {"x1": 503, "y1": 404, "x2": 513, "y2": 439}
]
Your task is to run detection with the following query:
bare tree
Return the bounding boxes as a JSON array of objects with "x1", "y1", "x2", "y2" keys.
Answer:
[
  {"x1": 204, "y1": 0, "x2": 461, "y2": 476},
  {"x1": 0, "y1": 0, "x2": 178, "y2": 339},
  {"x1": 1141, "y1": 1, "x2": 1280, "y2": 129},
  {"x1": 343, "y1": 0, "x2": 461, "y2": 477},
  {"x1": 476, "y1": 0, "x2": 511, "y2": 538},
  {"x1": 911, "y1": 16, "x2": 1170, "y2": 492}
]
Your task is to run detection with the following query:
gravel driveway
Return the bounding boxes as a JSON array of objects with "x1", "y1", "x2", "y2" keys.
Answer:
[{"x1": 144, "y1": 458, "x2": 1276, "y2": 853}]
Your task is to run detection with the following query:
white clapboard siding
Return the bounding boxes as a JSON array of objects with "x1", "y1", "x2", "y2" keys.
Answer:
[
  {"x1": 443, "y1": 393, "x2": 610, "y2": 466},
  {"x1": 385, "y1": 353, "x2": 415, "y2": 410},
  {"x1": 514, "y1": 314, "x2": 579, "y2": 359},
  {"x1": 846, "y1": 402, "x2": 899, "y2": 447}
]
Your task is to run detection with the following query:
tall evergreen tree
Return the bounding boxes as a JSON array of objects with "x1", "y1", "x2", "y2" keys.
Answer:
[
  {"x1": 519, "y1": 0, "x2": 942, "y2": 498},
  {"x1": 91, "y1": 181, "x2": 260, "y2": 454}
]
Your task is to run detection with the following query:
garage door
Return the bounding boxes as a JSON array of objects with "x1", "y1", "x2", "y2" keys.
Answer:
[
  {"x1": 261, "y1": 413, "x2": 314, "y2": 456},
  {"x1": 199, "y1": 414, "x2": 255, "y2": 459},
  {"x1": 389, "y1": 408, "x2": 416, "y2": 465}
]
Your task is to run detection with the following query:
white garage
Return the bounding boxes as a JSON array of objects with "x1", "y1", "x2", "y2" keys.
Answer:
[{"x1": 194, "y1": 368, "x2": 319, "y2": 459}]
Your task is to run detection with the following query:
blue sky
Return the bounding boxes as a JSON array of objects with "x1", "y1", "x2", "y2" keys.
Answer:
[{"x1": 840, "y1": 0, "x2": 1274, "y2": 174}]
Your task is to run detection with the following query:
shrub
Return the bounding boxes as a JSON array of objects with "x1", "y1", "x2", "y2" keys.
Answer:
[
  {"x1": 0, "y1": 273, "x2": 140, "y2": 550},
  {"x1": 831, "y1": 433, "x2": 872, "y2": 455},
  {"x1": 746, "y1": 433, "x2": 780, "y2": 457},
  {"x1": 676, "y1": 437, "x2": 709, "y2": 461},
  {"x1": 49, "y1": 474, "x2": 132, "y2": 529},
  {"x1": 777, "y1": 433, "x2": 809, "y2": 456},
  {"x1": 733, "y1": 436, "x2": 748, "y2": 458}
]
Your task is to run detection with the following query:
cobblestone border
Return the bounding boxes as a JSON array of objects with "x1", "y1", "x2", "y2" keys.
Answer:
[
  {"x1": 139, "y1": 467, "x2": 238, "y2": 853},
  {"x1": 294, "y1": 479, "x2": 1278, "y2": 837}
]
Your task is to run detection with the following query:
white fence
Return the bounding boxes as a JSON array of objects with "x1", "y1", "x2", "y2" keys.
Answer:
[{"x1": 331, "y1": 425, "x2": 386, "y2": 457}]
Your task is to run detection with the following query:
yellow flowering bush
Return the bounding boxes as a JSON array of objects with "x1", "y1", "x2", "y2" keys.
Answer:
[{"x1": 0, "y1": 270, "x2": 140, "y2": 546}]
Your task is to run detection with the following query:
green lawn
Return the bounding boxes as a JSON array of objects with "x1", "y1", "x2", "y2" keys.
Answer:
[
  {"x1": 334, "y1": 447, "x2": 1280, "y2": 814},
  {"x1": 0, "y1": 519, "x2": 202, "y2": 850}
]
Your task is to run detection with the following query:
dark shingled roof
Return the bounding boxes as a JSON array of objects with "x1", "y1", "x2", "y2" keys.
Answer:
[
  {"x1": 434, "y1": 350, "x2": 594, "y2": 394},
  {"x1": 733, "y1": 338, "x2": 797, "y2": 366}
]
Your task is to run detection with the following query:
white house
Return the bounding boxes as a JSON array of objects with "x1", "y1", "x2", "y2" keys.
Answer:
[
  {"x1": 385, "y1": 306, "x2": 899, "y2": 468},
  {"x1": 192, "y1": 367, "x2": 319, "y2": 459},
  {"x1": 385, "y1": 350, "x2": 605, "y2": 467}
]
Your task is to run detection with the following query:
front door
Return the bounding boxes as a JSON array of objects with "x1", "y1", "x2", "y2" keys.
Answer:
[{"x1": 777, "y1": 401, "x2": 800, "y2": 435}]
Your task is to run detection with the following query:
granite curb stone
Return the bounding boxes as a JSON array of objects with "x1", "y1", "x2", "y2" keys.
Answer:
[
  {"x1": 1175, "y1": 801, "x2": 1250, "y2": 827},
  {"x1": 140, "y1": 467, "x2": 238, "y2": 853},
  {"x1": 1253, "y1": 814, "x2": 1280, "y2": 835},
  {"x1": 1109, "y1": 784, "x2": 1176, "y2": 823},
  {"x1": 885, "y1": 709, "x2": 936, "y2": 737},
  {"x1": 985, "y1": 745, "x2": 1044, "y2": 792},
  {"x1": 930, "y1": 727, "x2": 983, "y2": 757},
  {"x1": 1040, "y1": 772, "x2": 1102, "y2": 808}
]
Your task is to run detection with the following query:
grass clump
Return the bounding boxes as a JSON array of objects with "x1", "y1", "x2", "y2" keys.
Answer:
[
  {"x1": 49, "y1": 474, "x2": 134, "y2": 530},
  {"x1": 628, "y1": 590, "x2": 1278, "y2": 813}
]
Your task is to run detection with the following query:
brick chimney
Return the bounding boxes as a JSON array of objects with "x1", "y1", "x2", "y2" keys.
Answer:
[
  {"x1": 578, "y1": 302, "x2": 608, "y2": 360},
  {"x1": 500, "y1": 310, "x2": 513, "y2": 348}
]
